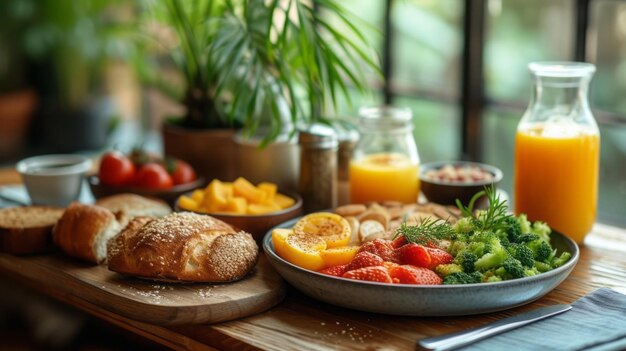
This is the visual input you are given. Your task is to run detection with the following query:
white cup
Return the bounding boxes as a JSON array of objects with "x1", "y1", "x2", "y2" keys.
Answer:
[{"x1": 16, "y1": 154, "x2": 92, "y2": 207}]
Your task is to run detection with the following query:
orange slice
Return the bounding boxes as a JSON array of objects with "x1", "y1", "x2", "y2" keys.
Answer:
[
  {"x1": 320, "y1": 246, "x2": 359, "y2": 267},
  {"x1": 272, "y1": 229, "x2": 327, "y2": 271},
  {"x1": 293, "y1": 212, "x2": 351, "y2": 248},
  {"x1": 284, "y1": 233, "x2": 327, "y2": 270},
  {"x1": 272, "y1": 228, "x2": 292, "y2": 258}
]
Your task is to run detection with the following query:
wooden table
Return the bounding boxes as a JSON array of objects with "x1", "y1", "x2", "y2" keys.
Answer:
[{"x1": 1, "y1": 167, "x2": 625, "y2": 350}]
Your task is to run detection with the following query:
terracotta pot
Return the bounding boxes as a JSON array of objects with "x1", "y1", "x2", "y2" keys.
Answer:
[
  {"x1": 162, "y1": 124, "x2": 236, "y2": 181},
  {"x1": 234, "y1": 134, "x2": 300, "y2": 193},
  {"x1": 0, "y1": 90, "x2": 36, "y2": 160}
]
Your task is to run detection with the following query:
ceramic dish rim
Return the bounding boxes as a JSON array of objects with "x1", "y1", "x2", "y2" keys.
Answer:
[{"x1": 17, "y1": 154, "x2": 92, "y2": 176}]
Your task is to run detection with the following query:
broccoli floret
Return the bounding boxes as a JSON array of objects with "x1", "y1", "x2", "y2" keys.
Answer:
[
  {"x1": 454, "y1": 251, "x2": 478, "y2": 273},
  {"x1": 454, "y1": 217, "x2": 474, "y2": 234},
  {"x1": 472, "y1": 231, "x2": 504, "y2": 253},
  {"x1": 517, "y1": 214, "x2": 532, "y2": 235},
  {"x1": 496, "y1": 231, "x2": 511, "y2": 247},
  {"x1": 500, "y1": 216, "x2": 522, "y2": 243},
  {"x1": 495, "y1": 258, "x2": 526, "y2": 279},
  {"x1": 527, "y1": 239, "x2": 552, "y2": 262},
  {"x1": 485, "y1": 275, "x2": 502, "y2": 283},
  {"x1": 524, "y1": 267, "x2": 540, "y2": 277},
  {"x1": 530, "y1": 221, "x2": 551, "y2": 242},
  {"x1": 475, "y1": 247, "x2": 510, "y2": 271},
  {"x1": 449, "y1": 240, "x2": 468, "y2": 256},
  {"x1": 468, "y1": 241, "x2": 487, "y2": 257},
  {"x1": 443, "y1": 271, "x2": 483, "y2": 285},
  {"x1": 551, "y1": 252, "x2": 572, "y2": 268},
  {"x1": 507, "y1": 244, "x2": 535, "y2": 268},
  {"x1": 436, "y1": 263, "x2": 463, "y2": 277},
  {"x1": 517, "y1": 233, "x2": 540, "y2": 243},
  {"x1": 534, "y1": 261, "x2": 552, "y2": 272}
]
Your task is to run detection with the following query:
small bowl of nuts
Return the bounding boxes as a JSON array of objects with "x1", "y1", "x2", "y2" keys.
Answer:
[{"x1": 419, "y1": 161, "x2": 503, "y2": 206}]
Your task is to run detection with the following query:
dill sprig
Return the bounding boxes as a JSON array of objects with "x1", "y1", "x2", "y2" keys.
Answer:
[
  {"x1": 456, "y1": 185, "x2": 511, "y2": 231},
  {"x1": 394, "y1": 217, "x2": 455, "y2": 245}
]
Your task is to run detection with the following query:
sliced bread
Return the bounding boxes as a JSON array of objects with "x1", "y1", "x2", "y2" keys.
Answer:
[
  {"x1": 0, "y1": 206, "x2": 64, "y2": 254},
  {"x1": 53, "y1": 202, "x2": 123, "y2": 264},
  {"x1": 95, "y1": 193, "x2": 171, "y2": 218}
]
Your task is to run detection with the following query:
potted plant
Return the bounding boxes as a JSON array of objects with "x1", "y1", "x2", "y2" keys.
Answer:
[{"x1": 140, "y1": 0, "x2": 379, "y2": 187}]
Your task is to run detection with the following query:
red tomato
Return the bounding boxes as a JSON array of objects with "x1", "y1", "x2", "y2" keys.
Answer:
[
  {"x1": 134, "y1": 163, "x2": 174, "y2": 189},
  {"x1": 171, "y1": 160, "x2": 197, "y2": 185},
  {"x1": 99, "y1": 151, "x2": 136, "y2": 186}
]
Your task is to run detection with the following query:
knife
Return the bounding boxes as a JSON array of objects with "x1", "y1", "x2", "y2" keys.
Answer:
[{"x1": 416, "y1": 304, "x2": 572, "y2": 351}]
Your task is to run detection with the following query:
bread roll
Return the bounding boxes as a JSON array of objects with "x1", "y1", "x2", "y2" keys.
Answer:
[
  {"x1": 0, "y1": 206, "x2": 64, "y2": 254},
  {"x1": 95, "y1": 193, "x2": 171, "y2": 218},
  {"x1": 53, "y1": 202, "x2": 123, "y2": 264},
  {"x1": 107, "y1": 212, "x2": 258, "y2": 282}
]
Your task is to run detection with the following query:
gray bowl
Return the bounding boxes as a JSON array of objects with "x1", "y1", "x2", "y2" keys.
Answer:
[
  {"x1": 263, "y1": 218, "x2": 579, "y2": 316},
  {"x1": 420, "y1": 161, "x2": 503, "y2": 206},
  {"x1": 17, "y1": 154, "x2": 92, "y2": 207}
]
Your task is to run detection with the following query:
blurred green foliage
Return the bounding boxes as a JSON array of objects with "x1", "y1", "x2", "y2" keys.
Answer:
[
  {"x1": 1, "y1": 0, "x2": 138, "y2": 104},
  {"x1": 137, "y1": 0, "x2": 381, "y2": 144}
]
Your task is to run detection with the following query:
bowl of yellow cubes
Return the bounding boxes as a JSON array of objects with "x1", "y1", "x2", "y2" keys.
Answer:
[{"x1": 175, "y1": 177, "x2": 302, "y2": 241}]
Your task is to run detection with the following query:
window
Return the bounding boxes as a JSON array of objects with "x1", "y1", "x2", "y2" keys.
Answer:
[{"x1": 334, "y1": 0, "x2": 626, "y2": 226}]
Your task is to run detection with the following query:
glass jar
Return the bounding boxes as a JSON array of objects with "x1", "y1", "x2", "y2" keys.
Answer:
[
  {"x1": 514, "y1": 62, "x2": 600, "y2": 244},
  {"x1": 349, "y1": 106, "x2": 420, "y2": 204}
]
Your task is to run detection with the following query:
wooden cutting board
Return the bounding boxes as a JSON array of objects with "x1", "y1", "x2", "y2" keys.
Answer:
[{"x1": 0, "y1": 253, "x2": 285, "y2": 326}]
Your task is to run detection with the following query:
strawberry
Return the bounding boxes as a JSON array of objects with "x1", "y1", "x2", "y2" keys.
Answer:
[
  {"x1": 342, "y1": 266, "x2": 393, "y2": 283},
  {"x1": 358, "y1": 239, "x2": 399, "y2": 262},
  {"x1": 319, "y1": 264, "x2": 348, "y2": 277},
  {"x1": 388, "y1": 265, "x2": 442, "y2": 285},
  {"x1": 345, "y1": 251, "x2": 384, "y2": 272},
  {"x1": 391, "y1": 235, "x2": 407, "y2": 249},
  {"x1": 395, "y1": 243, "x2": 431, "y2": 268},
  {"x1": 425, "y1": 247, "x2": 453, "y2": 270}
]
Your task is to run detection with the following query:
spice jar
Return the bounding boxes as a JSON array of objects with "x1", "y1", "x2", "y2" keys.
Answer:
[
  {"x1": 298, "y1": 125, "x2": 338, "y2": 213},
  {"x1": 337, "y1": 127, "x2": 359, "y2": 205},
  {"x1": 514, "y1": 62, "x2": 600, "y2": 244},
  {"x1": 350, "y1": 106, "x2": 420, "y2": 204}
]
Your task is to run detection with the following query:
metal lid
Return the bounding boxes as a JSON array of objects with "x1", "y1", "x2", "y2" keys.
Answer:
[{"x1": 298, "y1": 124, "x2": 338, "y2": 149}]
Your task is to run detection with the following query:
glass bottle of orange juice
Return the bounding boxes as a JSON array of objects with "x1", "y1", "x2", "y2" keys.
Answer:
[
  {"x1": 514, "y1": 62, "x2": 600, "y2": 244},
  {"x1": 350, "y1": 106, "x2": 420, "y2": 204}
]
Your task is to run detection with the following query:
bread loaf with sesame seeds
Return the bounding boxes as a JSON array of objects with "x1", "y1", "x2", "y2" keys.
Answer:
[
  {"x1": 106, "y1": 212, "x2": 259, "y2": 282},
  {"x1": 53, "y1": 202, "x2": 124, "y2": 264}
]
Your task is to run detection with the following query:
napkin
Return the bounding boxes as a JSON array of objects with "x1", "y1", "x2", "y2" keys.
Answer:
[{"x1": 460, "y1": 288, "x2": 626, "y2": 351}]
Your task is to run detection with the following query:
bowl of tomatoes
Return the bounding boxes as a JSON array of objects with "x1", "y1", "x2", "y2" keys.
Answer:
[{"x1": 88, "y1": 150, "x2": 204, "y2": 206}]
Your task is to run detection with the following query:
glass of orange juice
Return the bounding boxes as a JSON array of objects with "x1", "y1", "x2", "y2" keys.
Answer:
[
  {"x1": 514, "y1": 62, "x2": 600, "y2": 244},
  {"x1": 350, "y1": 106, "x2": 420, "y2": 204}
]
